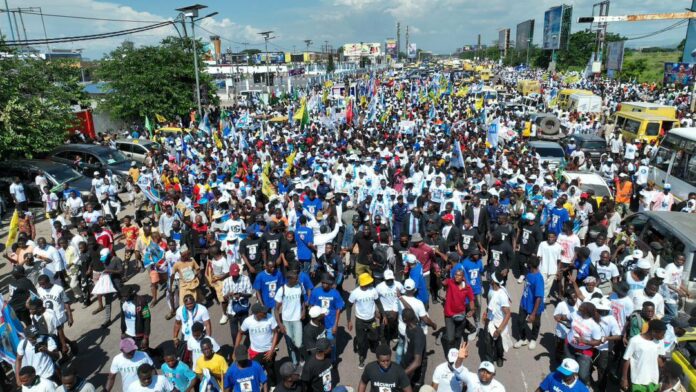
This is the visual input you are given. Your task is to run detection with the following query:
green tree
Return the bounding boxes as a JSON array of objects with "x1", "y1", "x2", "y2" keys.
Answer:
[
  {"x1": 96, "y1": 36, "x2": 218, "y2": 122},
  {"x1": 556, "y1": 30, "x2": 624, "y2": 70},
  {"x1": 326, "y1": 53, "x2": 335, "y2": 73},
  {"x1": 0, "y1": 46, "x2": 87, "y2": 158},
  {"x1": 620, "y1": 58, "x2": 648, "y2": 82}
]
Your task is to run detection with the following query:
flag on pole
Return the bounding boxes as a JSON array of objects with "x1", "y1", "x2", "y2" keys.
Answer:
[
  {"x1": 487, "y1": 118, "x2": 500, "y2": 149},
  {"x1": 155, "y1": 114, "x2": 167, "y2": 123},
  {"x1": 345, "y1": 98, "x2": 354, "y2": 125},
  {"x1": 4, "y1": 210, "x2": 19, "y2": 250},
  {"x1": 449, "y1": 140, "x2": 465, "y2": 169},
  {"x1": 0, "y1": 297, "x2": 23, "y2": 366},
  {"x1": 144, "y1": 116, "x2": 154, "y2": 138},
  {"x1": 300, "y1": 97, "x2": 309, "y2": 129}
]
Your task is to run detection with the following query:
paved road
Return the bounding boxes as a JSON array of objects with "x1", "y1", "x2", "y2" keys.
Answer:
[{"x1": 0, "y1": 204, "x2": 564, "y2": 391}]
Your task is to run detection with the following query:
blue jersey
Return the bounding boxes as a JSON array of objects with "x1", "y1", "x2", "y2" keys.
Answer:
[
  {"x1": 252, "y1": 270, "x2": 285, "y2": 310},
  {"x1": 548, "y1": 207, "x2": 570, "y2": 235},
  {"x1": 575, "y1": 257, "x2": 593, "y2": 282},
  {"x1": 223, "y1": 361, "x2": 268, "y2": 392},
  {"x1": 409, "y1": 263, "x2": 429, "y2": 305},
  {"x1": 302, "y1": 198, "x2": 323, "y2": 216},
  {"x1": 539, "y1": 372, "x2": 589, "y2": 392},
  {"x1": 308, "y1": 287, "x2": 345, "y2": 330},
  {"x1": 161, "y1": 361, "x2": 196, "y2": 392},
  {"x1": 521, "y1": 272, "x2": 545, "y2": 315},
  {"x1": 295, "y1": 226, "x2": 314, "y2": 261},
  {"x1": 462, "y1": 258, "x2": 484, "y2": 295}
]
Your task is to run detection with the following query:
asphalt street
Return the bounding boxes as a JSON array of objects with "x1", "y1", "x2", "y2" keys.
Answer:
[{"x1": 0, "y1": 202, "x2": 566, "y2": 391}]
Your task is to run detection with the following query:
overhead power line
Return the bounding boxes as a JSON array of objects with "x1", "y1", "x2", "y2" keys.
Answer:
[
  {"x1": 623, "y1": 19, "x2": 688, "y2": 41},
  {"x1": 2, "y1": 21, "x2": 173, "y2": 46},
  {"x1": 192, "y1": 22, "x2": 263, "y2": 47},
  {"x1": 0, "y1": 8, "x2": 162, "y2": 23}
]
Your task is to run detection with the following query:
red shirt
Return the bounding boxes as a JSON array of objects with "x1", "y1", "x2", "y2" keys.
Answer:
[
  {"x1": 443, "y1": 278, "x2": 474, "y2": 317},
  {"x1": 409, "y1": 243, "x2": 435, "y2": 273}
]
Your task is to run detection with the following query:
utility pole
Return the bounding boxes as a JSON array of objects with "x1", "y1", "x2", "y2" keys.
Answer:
[
  {"x1": 396, "y1": 22, "x2": 401, "y2": 59},
  {"x1": 593, "y1": 0, "x2": 610, "y2": 67},
  {"x1": 406, "y1": 25, "x2": 409, "y2": 63},
  {"x1": 3, "y1": 0, "x2": 15, "y2": 42},
  {"x1": 260, "y1": 31, "x2": 276, "y2": 91},
  {"x1": 477, "y1": 34, "x2": 481, "y2": 60}
]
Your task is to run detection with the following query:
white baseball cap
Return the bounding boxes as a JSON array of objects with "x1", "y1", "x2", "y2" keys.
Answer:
[
  {"x1": 383, "y1": 269, "x2": 395, "y2": 280},
  {"x1": 632, "y1": 249, "x2": 644, "y2": 258},
  {"x1": 558, "y1": 358, "x2": 579, "y2": 376},
  {"x1": 636, "y1": 259, "x2": 652, "y2": 270},
  {"x1": 447, "y1": 348, "x2": 459, "y2": 364},
  {"x1": 403, "y1": 278, "x2": 416, "y2": 291},
  {"x1": 479, "y1": 361, "x2": 496, "y2": 373},
  {"x1": 654, "y1": 268, "x2": 667, "y2": 279},
  {"x1": 308, "y1": 306, "x2": 328, "y2": 318}
]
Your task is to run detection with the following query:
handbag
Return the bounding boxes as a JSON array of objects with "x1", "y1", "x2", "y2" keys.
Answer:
[
  {"x1": 452, "y1": 312, "x2": 467, "y2": 323},
  {"x1": 92, "y1": 273, "x2": 117, "y2": 295},
  {"x1": 231, "y1": 297, "x2": 250, "y2": 314}
]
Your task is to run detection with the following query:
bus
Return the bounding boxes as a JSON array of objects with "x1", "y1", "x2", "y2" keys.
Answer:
[
  {"x1": 616, "y1": 111, "x2": 678, "y2": 144},
  {"x1": 617, "y1": 102, "x2": 677, "y2": 118},
  {"x1": 650, "y1": 127, "x2": 696, "y2": 200},
  {"x1": 558, "y1": 89, "x2": 593, "y2": 110}
]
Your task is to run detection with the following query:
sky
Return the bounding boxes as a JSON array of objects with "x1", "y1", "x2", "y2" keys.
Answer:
[{"x1": 1, "y1": 0, "x2": 693, "y2": 59}]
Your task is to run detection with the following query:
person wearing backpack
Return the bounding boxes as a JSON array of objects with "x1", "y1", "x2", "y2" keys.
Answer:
[{"x1": 274, "y1": 270, "x2": 306, "y2": 366}]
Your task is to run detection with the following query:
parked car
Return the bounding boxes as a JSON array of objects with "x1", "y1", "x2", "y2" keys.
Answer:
[
  {"x1": 113, "y1": 139, "x2": 161, "y2": 164},
  {"x1": 561, "y1": 134, "x2": 607, "y2": 164},
  {"x1": 621, "y1": 211, "x2": 696, "y2": 313},
  {"x1": 48, "y1": 144, "x2": 130, "y2": 188},
  {"x1": 0, "y1": 160, "x2": 92, "y2": 211},
  {"x1": 562, "y1": 171, "x2": 613, "y2": 205},
  {"x1": 528, "y1": 140, "x2": 565, "y2": 170},
  {"x1": 673, "y1": 330, "x2": 696, "y2": 392}
]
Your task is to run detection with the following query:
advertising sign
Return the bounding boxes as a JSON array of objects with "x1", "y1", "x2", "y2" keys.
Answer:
[
  {"x1": 605, "y1": 41, "x2": 625, "y2": 71},
  {"x1": 543, "y1": 6, "x2": 563, "y2": 50},
  {"x1": 386, "y1": 39, "x2": 397, "y2": 58},
  {"x1": 516, "y1": 19, "x2": 535, "y2": 51},
  {"x1": 663, "y1": 63, "x2": 696, "y2": 86},
  {"x1": 343, "y1": 43, "x2": 382, "y2": 57},
  {"x1": 407, "y1": 43, "x2": 417, "y2": 59}
]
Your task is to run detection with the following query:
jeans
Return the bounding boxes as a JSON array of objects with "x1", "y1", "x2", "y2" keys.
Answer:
[
  {"x1": 664, "y1": 302, "x2": 678, "y2": 324},
  {"x1": 299, "y1": 260, "x2": 312, "y2": 274},
  {"x1": 564, "y1": 344, "x2": 593, "y2": 385},
  {"x1": 395, "y1": 334, "x2": 405, "y2": 364},
  {"x1": 284, "y1": 320, "x2": 303, "y2": 365},
  {"x1": 228, "y1": 311, "x2": 248, "y2": 346},
  {"x1": 517, "y1": 307, "x2": 540, "y2": 341}
]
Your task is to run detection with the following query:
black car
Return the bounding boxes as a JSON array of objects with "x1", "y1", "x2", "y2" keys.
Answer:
[
  {"x1": 0, "y1": 160, "x2": 92, "y2": 210},
  {"x1": 561, "y1": 134, "x2": 608, "y2": 163},
  {"x1": 48, "y1": 144, "x2": 130, "y2": 187}
]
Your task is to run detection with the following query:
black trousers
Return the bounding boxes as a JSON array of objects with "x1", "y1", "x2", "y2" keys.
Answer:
[
  {"x1": 517, "y1": 307, "x2": 540, "y2": 341},
  {"x1": 514, "y1": 253, "x2": 531, "y2": 279},
  {"x1": 354, "y1": 318, "x2": 378, "y2": 358},
  {"x1": 482, "y1": 325, "x2": 505, "y2": 362}
]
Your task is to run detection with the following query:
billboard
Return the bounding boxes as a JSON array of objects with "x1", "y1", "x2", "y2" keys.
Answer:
[
  {"x1": 516, "y1": 19, "x2": 535, "y2": 51},
  {"x1": 664, "y1": 63, "x2": 696, "y2": 86},
  {"x1": 543, "y1": 6, "x2": 563, "y2": 50},
  {"x1": 605, "y1": 41, "x2": 625, "y2": 71},
  {"x1": 253, "y1": 52, "x2": 285, "y2": 64},
  {"x1": 343, "y1": 43, "x2": 382, "y2": 57},
  {"x1": 683, "y1": 0, "x2": 696, "y2": 63},
  {"x1": 407, "y1": 43, "x2": 417, "y2": 59},
  {"x1": 386, "y1": 39, "x2": 397, "y2": 58},
  {"x1": 498, "y1": 29, "x2": 510, "y2": 51}
]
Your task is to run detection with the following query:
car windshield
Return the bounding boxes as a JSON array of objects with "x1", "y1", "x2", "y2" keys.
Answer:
[
  {"x1": 534, "y1": 147, "x2": 565, "y2": 158},
  {"x1": 103, "y1": 149, "x2": 128, "y2": 165},
  {"x1": 46, "y1": 165, "x2": 83, "y2": 184},
  {"x1": 578, "y1": 183, "x2": 611, "y2": 197}
]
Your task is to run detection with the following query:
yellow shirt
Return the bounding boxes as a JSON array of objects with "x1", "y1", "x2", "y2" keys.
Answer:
[
  {"x1": 194, "y1": 353, "x2": 228, "y2": 387},
  {"x1": 128, "y1": 168, "x2": 140, "y2": 182}
]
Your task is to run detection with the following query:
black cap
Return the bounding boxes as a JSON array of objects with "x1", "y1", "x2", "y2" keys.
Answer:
[
  {"x1": 234, "y1": 345, "x2": 249, "y2": 361},
  {"x1": 648, "y1": 319, "x2": 667, "y2": 332},
  {"x1": 315, "y1": 338, "x2": 331, "y2": 352},
  {"x1": 251, "y1": 303, "x2": 266, "y2": 314},
  {"x1": 26, "y1": 325, "x2": 39, "y2": 338},
  {"x1": 320, "y1": 273, "x2": 334, "y2": 284}
]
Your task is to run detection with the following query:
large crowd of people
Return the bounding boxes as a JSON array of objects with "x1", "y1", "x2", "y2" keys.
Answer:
[{"x1": 3, "y1": 63, "x2": 696, "y2": 392}]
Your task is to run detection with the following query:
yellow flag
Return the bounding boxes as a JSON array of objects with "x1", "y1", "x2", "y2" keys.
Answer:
[
  {"x1": 475, "y1": 97, "x2": 484, "y2": 110},
  {"x1": 285, "y1": 150, "x2": 298, "y2": 176},
  {"x1": 261, "y1": 162, "x2": 276, "y2": 197},
  {"x1": 155, "y1": 114, "x2": 167, "y2": 123},
  {"x1": 293, "y1": 97, "x2": 306, "y2": 121},
  {"x1": 322, "y1": 89, "x2": 329, "y2": 104},
  {"x1": 360, "y1": 96, "x2": 367, "y2": 108},
  {"x1": 212, "y1": 131, "x2": 223, "y2": 149},
  {"x1": 455, "y1": 86, "x2": 469, "y2": 97},
  {"x1": 5, "y1": 209, "x2": 19, "y2": 249}
]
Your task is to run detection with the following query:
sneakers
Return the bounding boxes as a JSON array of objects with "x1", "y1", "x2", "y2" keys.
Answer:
[
  {"x1": 219, "y1": 314, "x2": 229, "y2": 324},
  {"x1": 513, "y1": 339, "x2": 528, "y2": 349},
  {"x1": 517, "y1": 275, "x2": 525, "y2": 284},
  {"x1": 496, "y1": 358, "x2": 504, "y2": 368},
  {"x1": 528, "y1": 340, "x2": 537, "y2": 350},
  {"x1": 358, "y1": 356, "x2": 366, "y2": 369}
]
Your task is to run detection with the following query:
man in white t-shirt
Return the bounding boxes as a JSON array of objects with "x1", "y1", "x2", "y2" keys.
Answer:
[
  {"x1": 349, "y1": 273, "x2": 380, "y2": 368},
  {"x1": 621, "y1": 319, "x2": 667, "y2": 391},
  {"x1": 395, "y1": 279, "x2": 437, "y2": 364},
  {"x1": 274, "y1": 271, "x2": 305, "y2": 365},
  {"x1": 431, "y1": 349, "x2": 464, "y2": 392},
  {"x1": 186, "y1": 321, "x2": 221, "y2": 366},
  {"x1": 376, "y1": 270, "x2": 403, "y2": 342},
  {"x1": 237, "y1": 302, "x2": 279, "y2": 358},
  {"x1": 10, "y1": 176, "x2": 28, "y2": 210},
  {"x1": 15, "y1": 326, "x2": 58, "y2": 383},
  {"x1": 18, "y1": 365, "x2": 57, "y2": 392},
  {"x1": 173, "y1": 296, "x2": 211, "y2": 344},
  {"x1": 126, "y1": 363, "x2": 174, "y2": 392},
  {"x1": 106, "y1": 338, "x2": 153, "y2": 392},
  {"x1": 663, "y1": 255, "x2": 689, "y2": 323},
  {"x1": 624, "y1": 142, "x2": 638, "y2": 160},
  {"x1": 536, "y1": 232, "x2": 563, "y2": 300}
]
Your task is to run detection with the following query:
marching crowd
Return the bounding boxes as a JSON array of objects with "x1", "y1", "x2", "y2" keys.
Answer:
[{"x1": 4, "y1": 64, "x2": 696, "y2": 392}]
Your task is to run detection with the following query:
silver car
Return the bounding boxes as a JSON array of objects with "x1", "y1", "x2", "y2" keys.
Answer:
[{"x1": 113, "y1": 139, "x2": 161, "y2": 164}]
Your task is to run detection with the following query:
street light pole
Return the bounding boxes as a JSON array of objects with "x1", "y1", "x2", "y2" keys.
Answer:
[
  {"x1": 259, "y1": 31, "x2": 275, "y2": 93},
  {"x1": 175, "y1": 4, "x2": 217, "y2": 117}
]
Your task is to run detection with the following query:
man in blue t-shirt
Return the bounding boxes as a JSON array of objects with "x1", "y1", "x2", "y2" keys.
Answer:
[
  {"x1": 547, "y1": 199, "x2": 570, "y2": 236},
  {"x1": 515, "y1": 256, "x2": 545, "y2": 350},
  {"x1": 253, "y1": 260, "x2": 285, "y2": 311},
  {"x1": 538, "y1": 358, "x2": 589, "y2": 392},
  {"x1": 161, "y1": 350, "x2": 196, "y2": 392},
  {"x1": 308, "y1": 274, "x2": 345, "y2": 338},
  {"x1": 295, "y1": 217, "x2": 315, "y2": 273},
  {"x1": 461, "y1": 249, "x2": 484, "y2": 326},
  {"x1": 302, "y1": 190, "x2": 323, "y2": 217},
  {"x1": 223, "y1": 345, "x2": 268, "y2": 392},
  {"x1": 405, "y1": 255, "x2": 429, "y2": 309}
]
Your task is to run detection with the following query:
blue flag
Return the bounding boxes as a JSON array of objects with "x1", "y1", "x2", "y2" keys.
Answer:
[
  {"x1": 487, "y1": 118, "x2": 500, "y2": 149},
  {"x1": 450, "y1": 140, "x2": 465, "y2": 169}
]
